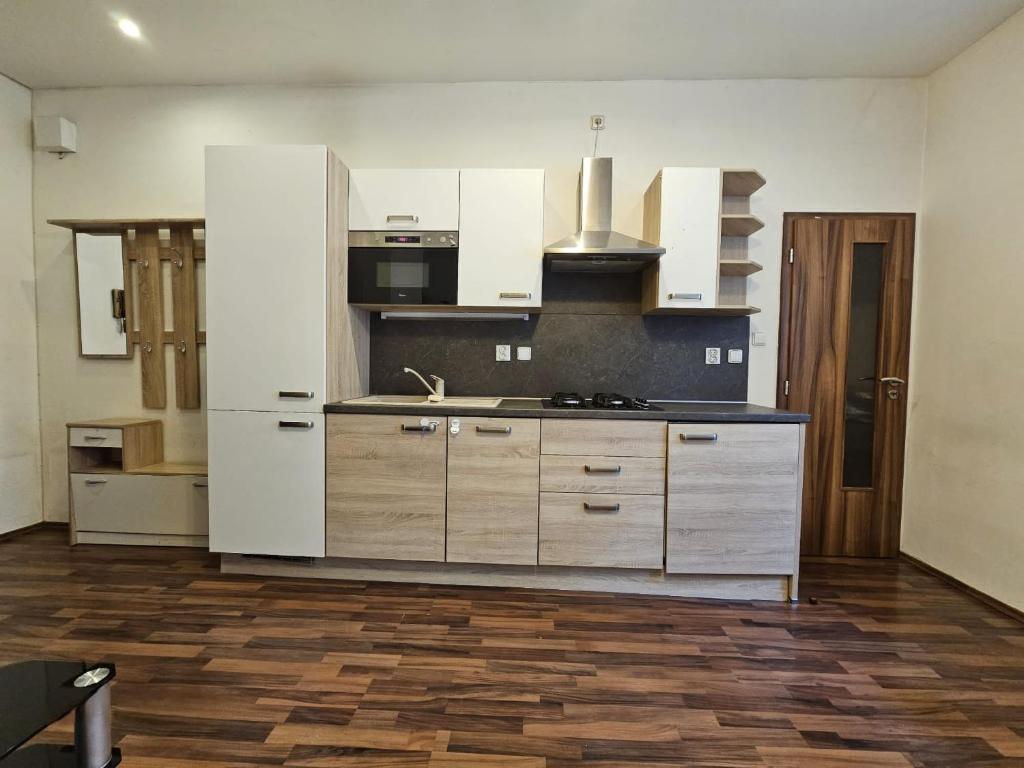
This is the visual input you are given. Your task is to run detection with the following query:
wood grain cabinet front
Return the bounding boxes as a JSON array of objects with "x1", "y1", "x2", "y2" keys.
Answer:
[
  {"x1": 539, "y1": 492, "x2": 664, "y2": 569},
  {"x1": 446, "y1": 417, "x2": 540, "y2": 565},
  {"x1": 326, "y1": 413, "x2": 448, "y2": 562},
  {"x1": 666, "y1": 423, "x2": 801, "y2": 574}
]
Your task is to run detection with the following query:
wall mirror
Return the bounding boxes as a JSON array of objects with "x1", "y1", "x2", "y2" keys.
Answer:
[{"x1": 74, "y1": 232, "x2": 132, "y2": 358}]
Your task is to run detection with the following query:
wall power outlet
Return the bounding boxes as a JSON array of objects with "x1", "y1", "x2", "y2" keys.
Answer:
[
  {"x1": 495, "y1": 344, "x2": 511, "y2": 362},
  {"x1": 705, "y1": 347, "x2": 721, "y2": 365}
]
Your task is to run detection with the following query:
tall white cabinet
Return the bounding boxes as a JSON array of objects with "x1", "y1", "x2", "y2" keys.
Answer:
[
  {"x1": 205, "y1": 145, "x2": 368, "y2": 557},
  {"x1": 458, "y1": 169, "x2": 544, "y2": 309}
]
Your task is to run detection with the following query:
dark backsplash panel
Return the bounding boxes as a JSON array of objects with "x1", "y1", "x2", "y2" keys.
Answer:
[{"x1": 368, "y1": 271, "x2": 750, "y2": 401}]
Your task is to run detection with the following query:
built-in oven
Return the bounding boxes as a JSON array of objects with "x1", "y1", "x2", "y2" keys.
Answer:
[{"x1": 348, "y1": 231, "x2": 458, "y2": 306}]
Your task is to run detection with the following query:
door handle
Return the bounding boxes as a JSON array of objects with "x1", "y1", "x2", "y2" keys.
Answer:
[
  {"x1": 584, "y1": 464, "x2": 622, "y2": 474},
  {"x1": 880, "y1": 377, "x2": 906, "y2": 386},
  {"x1": 475, "y1": 426, "x2": 511, "y2": 434},
  {"x1": 668, "y1": 292, "x2": 702, "y2": 301},
  {"x1": 401, "y1": 422, "x2": 438, "y2": 433},
  {"x1": 278, "y1": 391, "x2": 315, "y2": 399},
  {"x1": 84, "y1": 479, "x2": 108, "y2": 485},
  {"x1": 583, "y1": 501, "x2": 620, "y2": 513},
  {"x1": 278, "y1": 420, "x2": 314, "y2": 429},
  {"x1": 679, "y1": 432, "x2": 718, "y2": 441},
  {"x1": 192, "y1": 481, "x2": 208, "y2": 488},
  {"x1": 499, "y1": 291, "x2": 531, "y2": 299},
  {"x1": 386, "y1": 214, "x2": 419, "y2": 224}
]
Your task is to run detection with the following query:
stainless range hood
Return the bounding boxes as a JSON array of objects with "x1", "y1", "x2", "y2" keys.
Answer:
[{"x1": 544, "y1": 157, "x2": 664, "y2": 273}]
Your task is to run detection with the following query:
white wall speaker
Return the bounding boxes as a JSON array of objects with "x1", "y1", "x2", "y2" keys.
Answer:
[{"x1": 33, "y1": 116, "x2": 78, "y2": 154}]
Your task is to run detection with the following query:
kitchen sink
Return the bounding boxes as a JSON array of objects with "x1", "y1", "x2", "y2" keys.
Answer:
[{"x1": 344, "y1": 395, "x2": 503, "y2": 408}]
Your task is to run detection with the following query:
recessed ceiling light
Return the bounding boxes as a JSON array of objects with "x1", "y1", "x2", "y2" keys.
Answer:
[{"x1": 118, "y1": 18, "x2": 141, "y2": 38}]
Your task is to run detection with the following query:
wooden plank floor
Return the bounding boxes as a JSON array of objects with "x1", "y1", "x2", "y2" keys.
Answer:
[{"x1": 1, "y1": 527, "x2": 1022, "y2": 767}]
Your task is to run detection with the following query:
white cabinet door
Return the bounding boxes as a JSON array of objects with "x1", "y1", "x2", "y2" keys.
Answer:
[
  {"x1": 71, "y1": 474, "x2": 209, "y2": 535},
  {"x1": 348, "y1": 169, "x2": 460, "y2": 231},
  {"x1": 205, "y1": 146, "x2": 327, "y2": 412},
  {"x1": 458, "y1": 169, "x2": 544, "y2": 308},
  {"x1": 648, "y1": 168, "x2": 721, "y2": 310},
  {"x1": 208, "y1": 410, "x2": 325, "y2": 557}
]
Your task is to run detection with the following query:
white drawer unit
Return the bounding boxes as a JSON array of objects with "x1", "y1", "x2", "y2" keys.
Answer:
[
  {"x1": 71, "y1": 474, "x2": 208, "y2": 535},
  {"x1": 208, "y1": 409, "x2": 326, "y2": 558},
  {"x1": 348, "y1": 169, "x2": 460, "y2": 231},
  {"x1": 68, "y1": 427, "x2": 123, "y2": 449}
]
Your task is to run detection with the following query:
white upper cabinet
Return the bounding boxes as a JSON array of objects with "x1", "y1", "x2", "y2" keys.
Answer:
[
  {"x1": 205, "y1": 145, "x2": 328, "y2": 412},
  {"x1": 458, "y1": 169, "x2": 544, "y2": 308},
  {"x1": 348, "y1": 169, "x2": 460, "y2": 231},
  {"x1": 642, "y1": 167, "x2": 722, "y2": 311}
]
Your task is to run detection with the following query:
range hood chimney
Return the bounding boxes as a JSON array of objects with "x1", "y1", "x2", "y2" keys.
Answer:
[{"x1": 544, "y1": 157, "x2": 664, "y2": 273}]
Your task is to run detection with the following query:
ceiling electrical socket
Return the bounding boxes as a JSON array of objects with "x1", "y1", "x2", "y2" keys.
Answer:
[
  {"x1": 590, "y1": 115, "x2": 606, "y2": 131},
  {"x1": 705, "y1": 347, "x2": 721, "y2": 365},
  {"x1": 495, "y1": 344, "x2": 511, "y2": 362}
]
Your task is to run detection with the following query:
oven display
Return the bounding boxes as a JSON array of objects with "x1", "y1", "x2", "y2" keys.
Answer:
[{"x1": 384, "y1": 235, "x2": 421, "y2": 244}]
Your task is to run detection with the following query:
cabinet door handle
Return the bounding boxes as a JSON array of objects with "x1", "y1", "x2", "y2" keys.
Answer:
[
  {"x1": 679, "y1": 432, "x2": 718, "y2": 441},
  {"x1": 475, "y1": 425, "x2": 511, "y2": 434},
  {"x1": 279, "y1": 420, "x2": 314, "y2": 429},
  {"x1": 84, "y1": 479, "x2": 107, "y2": 485},
  {"x1": 499, "y1": 291, "x2": 531, "y2": 299},
  {"x1": 584, "y1": 464, "x2": 622, "y2": 474},
  {"x1": 278, "y1": 390, "x2": 315, "y2": 399},
  {"x1": 386, "y1": 214, "x2": 419, "y2": 224},
  {"x1": 192, "y1": 481, "x2": 208, "y2": 488},
  {"x1": 83, "y1": 435, "x2": 107, "y2": 442},
  {"x1": 401, "y1": 423, "x2": 438, "y2": 433},
  {"x1": 668, "y1": 292, "x2": 702, "y2": 301},
  {"x1": 583, "y1": 501, "x2": 620, "y2": 513}
]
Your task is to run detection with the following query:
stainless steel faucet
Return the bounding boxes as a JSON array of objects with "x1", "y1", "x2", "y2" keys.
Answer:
[{"x1": 402, "y1": 367, "x2": 445, "y2": 402}]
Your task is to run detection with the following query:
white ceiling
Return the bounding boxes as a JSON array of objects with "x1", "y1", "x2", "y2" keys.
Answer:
[{"x1": 2, "y1": 0, "x2": 1022, "y2": 89}]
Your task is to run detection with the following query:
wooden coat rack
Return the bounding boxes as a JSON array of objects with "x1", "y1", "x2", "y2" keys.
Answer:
[{"x1": 50, "y1": 218, "x2": 206, "y2": 410}]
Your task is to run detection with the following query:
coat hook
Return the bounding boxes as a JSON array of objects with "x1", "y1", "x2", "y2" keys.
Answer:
[
  {"x1": 178, "y1": 339, "x2": 186, "y2": 353},
  {"x1": 143, "y1": 341, "x2": 153, "y2": 353}
]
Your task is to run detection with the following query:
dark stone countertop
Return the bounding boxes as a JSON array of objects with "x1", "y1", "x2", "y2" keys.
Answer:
[{"x1": 324, "y1": 398, "x2": 810, "y2": 423}]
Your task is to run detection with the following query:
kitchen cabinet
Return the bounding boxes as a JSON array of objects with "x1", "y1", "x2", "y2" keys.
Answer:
[
  {"x1": 666, "y1": 423, "x2": 800, "y2": 574},
  {"x1": 348, "y1": 169, "x2": 460, "y2": 231},
  {"x1": 326, "y1": 413, "x2": 448, "y2": 562},
  {"x1": 458, "y1": 169, "x2": 544, "y2": 308},
  {"x1": 208, "y1": 410, "x2": 325, "y2": 557},
  {"x1": 446, "y1": 417, "x2": 540, "y2": 565},
  {"x1": 71, "y1": 474, "x2": 208, "y2": 536},
  {"x1": 539, "y1": 492, "x2": 664, "y2": 569},
  {"x1": 540, "y1": 419, "x2": 666, "y2": 458},
  {"x1": 205, "y1": 145, "x2": 367, "y2": 558},
  {"x1": 642, "y1": 167, "x2": 764, "y2": 315}
]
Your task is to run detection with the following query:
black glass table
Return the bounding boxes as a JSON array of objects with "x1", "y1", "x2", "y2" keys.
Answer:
[{"x1": 0, "y1": 660, "x2": 120, "y2": 767}]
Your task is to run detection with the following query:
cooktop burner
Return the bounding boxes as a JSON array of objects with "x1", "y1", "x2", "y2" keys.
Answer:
[{"x1": 544, "y1": 392, "x2": 662, "y2": 411}]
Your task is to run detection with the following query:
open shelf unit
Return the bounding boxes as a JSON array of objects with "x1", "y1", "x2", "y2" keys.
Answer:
[{"x1": 717, "y1": 169, "x2": 765, "y2": 312}]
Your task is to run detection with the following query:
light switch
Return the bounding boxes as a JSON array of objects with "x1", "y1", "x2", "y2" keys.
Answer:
[
  {"x1": 517, "y1": 346, "x2": 532, "y2": 361},
  {"x1": 495, "y1": 344, "x2": 511, "y2": 362},
  {"x1": 728, "y1": 349, "x2": 743, "y2": 364},
  {"x1": 751, "y1": 331, "x2": 767, "y2": 347},
  {"x1": 705, "y1": 347, "x2": 721, "y2": 365}
]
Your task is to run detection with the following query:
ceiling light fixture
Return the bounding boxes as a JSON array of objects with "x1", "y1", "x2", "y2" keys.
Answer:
[{"x1": 117, "y1": 18, "x2": 141, "y2": 38}]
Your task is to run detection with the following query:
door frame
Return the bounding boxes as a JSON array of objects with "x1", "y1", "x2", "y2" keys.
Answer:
[{"x1": 777, "y1": 212, "x2": 916, "y2": 556}]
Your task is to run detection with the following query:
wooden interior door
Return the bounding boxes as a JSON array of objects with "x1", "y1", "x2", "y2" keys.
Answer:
[{"x1": 779, "y1": 214, "x2": 914, "y2": 557}]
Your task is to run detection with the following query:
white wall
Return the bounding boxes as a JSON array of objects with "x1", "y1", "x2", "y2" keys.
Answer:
[
  {"x1": 31, "y1": 78, "x2": 926, "y2": 522},
  {"x1": 0, "y1": 73, "x2": 42, "y2": 534},
  {"x1": 902, "y1": 9, "x2": 1024, "y2": 611}
]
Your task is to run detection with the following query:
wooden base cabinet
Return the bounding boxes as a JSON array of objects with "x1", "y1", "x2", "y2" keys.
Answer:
[
  {"x1": 666, "y1": 423, "x2": 801, "y2": 574},
  {"x1": 326, "y1": 414, "x2": 447, "y2": 562},
  {"x1": 446, "y1": 417, "x2": 540, "y2": 566}
]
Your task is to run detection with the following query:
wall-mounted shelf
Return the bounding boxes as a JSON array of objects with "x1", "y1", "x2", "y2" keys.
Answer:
[
  {"x1": 719, "y1": 259, "x2": 764, "y2": 277},
  {"x1": 721, "y1": 169, "x2": 767, "y2": 197},
  {"x1": 720, "y1": 214, "x2": 765, "y2": 237},
  {"x1": 353, "y1": 303, "x2": 541, "y2": 315}
]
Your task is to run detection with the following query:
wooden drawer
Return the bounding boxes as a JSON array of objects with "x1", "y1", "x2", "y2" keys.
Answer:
[
  {"x1": 666, "y1": 423, "x2": 800, "y2": 574},
  {"x1": 446, "y1": 417, "x2": 540, "y2": 566},
  {"x1": 539, "y1": 492, "x2": 664, "y2": 569},
  {"x1": 541, "y1": 419, "x2": 666, "y2": 458},
  {"x1": 326, "y1": 413, "x2": 447, "y2": 562},
  {"x1": 540, "y1": 455, "x2": 664, "y2": 495},
  {"x1": 69, "y1": 427, "x2": 122, "y2": 449},
  {"x1": 71, "y1": 473, "x2": 208, "y2": 535}
]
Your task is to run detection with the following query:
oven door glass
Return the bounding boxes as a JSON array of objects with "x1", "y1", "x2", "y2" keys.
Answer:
[{"x1": 348, "y1": 247, "x2": 458, "y2": 305}]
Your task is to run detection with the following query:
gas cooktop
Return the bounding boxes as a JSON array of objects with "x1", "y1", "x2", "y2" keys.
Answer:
[{"x1": 543, "y1": 392, "x2": 662, "y2": 411}]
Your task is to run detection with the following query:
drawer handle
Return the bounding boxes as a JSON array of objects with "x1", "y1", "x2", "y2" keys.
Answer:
[
  {"x1": 386, "y1": 214, "x2": 419, "y2": 224},
  {"x1": 278, "y1": 390, "x2": 315, "y2": 399},
  {"x1": 279, "y1": 420, "x2": 314, "y2": 429},
  {"x1": 583, "y1": 501, "x2": 620, "y2": 513},
  {"x1": 584, "y1": 464, "x2": 622, "y2": 474},
  {"x1": 82, "y1": 435, "x2": 107, "y2": 442},
  {"x1": 401, "y1": 422, "x2": 438, "y2": 433},
  {"x1": 679, "y1": 432, "x2": 718, "y2": 441},
  {"x1": 476, "y1": 425, "x2": 511, "y2": 434},
  {"x1": 84, "y1": 479, "x2": 107, "y2": 485},
  {"x1": 192, "y1": 481, "x2": 208, "y2": 488},
  {"x1": 668, "y1": 292, "x2": 702, "y2": 301},
  {"x1": 499, "y1": 291, "x2": 531, "y2": 299}
]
